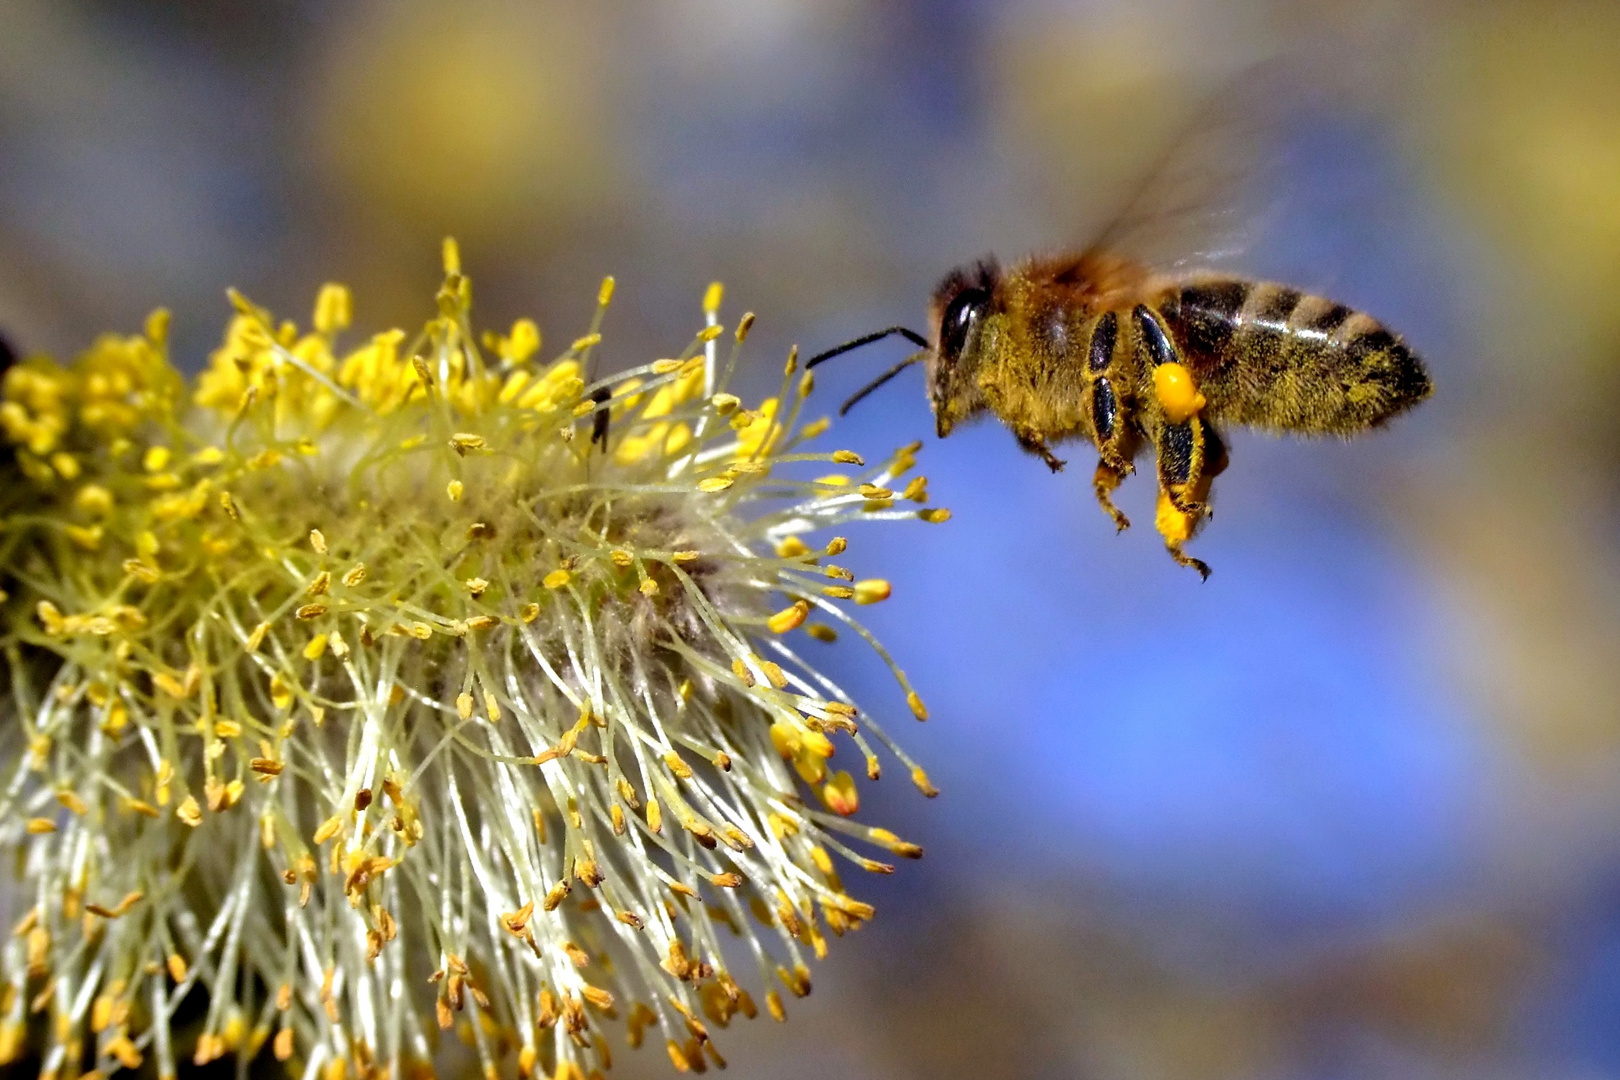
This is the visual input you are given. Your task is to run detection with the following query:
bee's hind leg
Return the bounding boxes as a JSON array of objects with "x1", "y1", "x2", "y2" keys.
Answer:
[{"x1": 1152, "y1": 417, "x2": 1224, "y2": 580}]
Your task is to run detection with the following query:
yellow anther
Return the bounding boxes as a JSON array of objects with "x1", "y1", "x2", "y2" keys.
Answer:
[
  {"x1": 767, "y1": 601, "x2": 810, "y2": 634},
  {"x1": 906, "y1": 690, "x2": 928, "y2": 721},
  {"x1": 597, "y1": 276, "x2": 616, "y2": 307},
  {"x1": 442, "y1": 237, "x2": 462, "y2": 276},
  {"x1": 854, "y1": 579, "x2": 892, "y2": 605},
  {"x1": 507, "y1": 318, "x2": 541, "y2": 362},
  {"x1": 143, "y1": 444, "x2": 171, "y2": 472},
  {"x1": 1153, "y1": 362, "x2": 1206, "y2": 423},
  {"x1": 544, "y1": 569, "x2": 572, "y2": 590},
  {"x1": 697, "y1": 475, "x2": 734, "y2": 493},
  {"x1": 769, "y1": 722, "x2": 800, "y2": 759},
  {"x1": 75, "y1": 484, "x2": 113, "y2": 516},
  {"x1": 805, "y1": 623, "x2": 837, "y2": 643},
  {"x1": 313, "y1": 283, "x2": 353, "y2": 334},
  {"x1": 918, "y1": 508, "x2": 952, "y2": 523},
  {"x1": 702, "y1": 282, "x2": 723, "y2": 315},
  {"x1": 775, "y1": 536, "x2": 810, "y2": 558},
  {"x1": 910, "y1": 765, "x2": 939, "y2": 797},
  {"x1": 711, "y1": 393, "x2": 741, "y2": 414},
  {"x1": 570, "y1": 333, "x2": 602, "y2": 352},
  {"x1": 145, "y1": 306, "x2": 171, "y2": 344},
  {"x1": 446, "y1": 479, "x2": 464, "y2": 501},
  {"x1": 832, "y1": 450, "x2": 864, "y2": 465}
]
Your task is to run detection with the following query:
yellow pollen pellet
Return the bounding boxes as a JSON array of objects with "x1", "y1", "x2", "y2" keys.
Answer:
[
  {"x1": 854, "y1": 579, "x2": 892, "y2": 605},
  {"x1": 1152, "y1": 361, "x2": 1207, "y2": 423},
  {"x1": 543, "y1": 569, "x2": 571, "y2": 589},
  {"x1": 1155, "y1": 490, "x2": 1195, "y2": 544}
]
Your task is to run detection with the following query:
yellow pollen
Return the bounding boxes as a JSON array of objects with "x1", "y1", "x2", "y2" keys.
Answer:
[{"x1": 1153, "y1": 361, "x2": 1206, "y2": 423}]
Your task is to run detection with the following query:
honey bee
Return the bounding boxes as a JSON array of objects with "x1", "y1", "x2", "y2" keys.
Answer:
[{"x1": 806, "y1": 82, "x2": 1432, "y2": 578}]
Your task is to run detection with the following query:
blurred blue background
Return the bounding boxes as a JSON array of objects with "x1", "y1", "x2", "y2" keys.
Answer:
[{"x1": 6, "y1": 2, "x2": 1620, "y2": 1078}]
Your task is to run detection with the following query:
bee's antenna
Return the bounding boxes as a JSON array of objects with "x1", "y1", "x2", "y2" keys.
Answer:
[
  {"x1": 839, "y1": 350, "x2": 926, "y2": 415},
  {"x1": 804, "y1": 326, "x2": 928, "y2": 370}
]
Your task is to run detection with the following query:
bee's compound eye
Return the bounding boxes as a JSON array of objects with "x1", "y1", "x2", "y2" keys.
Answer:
[{"x1": 940, "y1": 289, "x2": 989, "y2": 362}]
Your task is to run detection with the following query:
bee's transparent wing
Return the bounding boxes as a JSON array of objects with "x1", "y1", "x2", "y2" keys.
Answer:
[{"x1": 1084, "y1": 56, "x2": 1351, "y2": 273}]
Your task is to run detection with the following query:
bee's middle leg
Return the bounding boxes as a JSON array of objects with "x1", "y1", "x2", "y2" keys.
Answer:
[{"x1": 1085, "y1": 374, "x2": 1135, "y2": 531}]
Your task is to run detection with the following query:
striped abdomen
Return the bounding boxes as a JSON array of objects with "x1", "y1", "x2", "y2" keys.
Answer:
[{"x1": 1158, "y1": 278, "x2": 1431, "y2": 435}]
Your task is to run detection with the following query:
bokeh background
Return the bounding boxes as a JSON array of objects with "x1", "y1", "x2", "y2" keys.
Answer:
[{"x1": 5, "y1": 1, "x2": 1620, "y2": 1078}]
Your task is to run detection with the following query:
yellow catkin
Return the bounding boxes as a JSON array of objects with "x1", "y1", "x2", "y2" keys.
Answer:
[{"x1": 0, "y1": 261, "x2": 949, "y2": 1080}]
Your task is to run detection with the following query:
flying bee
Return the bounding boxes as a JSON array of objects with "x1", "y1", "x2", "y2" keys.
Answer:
[{"x1": 806, "y1": 72, "x2": 1432, "y2": 578}]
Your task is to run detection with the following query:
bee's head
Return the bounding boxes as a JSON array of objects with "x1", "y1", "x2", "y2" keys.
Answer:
[{"x1": 926, "y1": 258, "x2": 999, "y2": 438}]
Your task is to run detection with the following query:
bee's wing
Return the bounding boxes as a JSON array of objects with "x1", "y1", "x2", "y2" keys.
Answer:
[{"x1": 1083, "y1": 56, "x2": 1349, "y2": 273}]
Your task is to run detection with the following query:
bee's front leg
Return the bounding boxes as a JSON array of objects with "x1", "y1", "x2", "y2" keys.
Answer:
[{"x1": 1015, "y1": 429, "x2": 1067, "y2": 473}]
